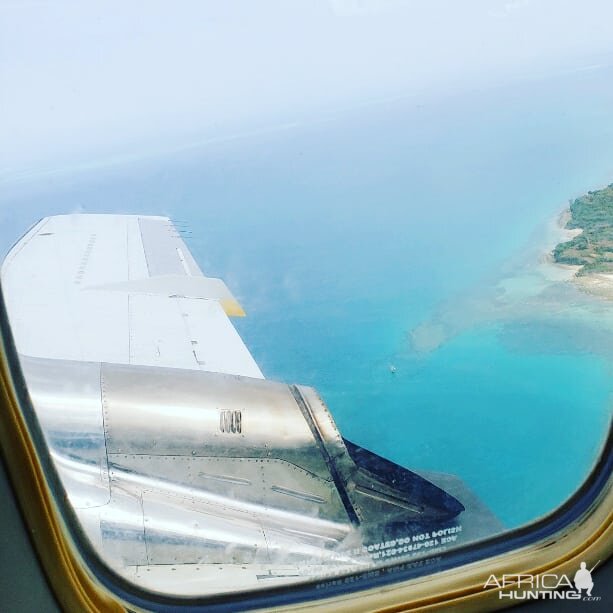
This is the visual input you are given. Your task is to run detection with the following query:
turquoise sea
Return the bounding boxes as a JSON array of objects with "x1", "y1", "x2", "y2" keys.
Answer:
[{"x1": 2, "y1": 66, "x2": 613, "y2": 529}]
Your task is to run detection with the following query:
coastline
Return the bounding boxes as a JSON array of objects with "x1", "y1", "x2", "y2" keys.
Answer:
[
  {"x1": 536, "y1": 208, "x2": 582, "y2": 283},
  {"x1": 409, "y1": 201, "x2": 613, "y2": 355},
  {"x1": 550, "y1": 207, "x2": 613, "y2": 301}
]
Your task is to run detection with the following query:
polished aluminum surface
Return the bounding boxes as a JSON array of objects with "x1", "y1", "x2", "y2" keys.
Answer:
[
  {"x1": 22, "y1": 356, "x2": 110, "y2": 509},
  {"x1": 20, "y1": 353, "x2": 471, "y2": 592},
  {"x1": 22, "y1": 356, "x2": 362, "y2": 573}
]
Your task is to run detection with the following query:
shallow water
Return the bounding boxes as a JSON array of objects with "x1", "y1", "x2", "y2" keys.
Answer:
[{"x1": 2, "y1": 66, "x2": 613, "y2": 529}]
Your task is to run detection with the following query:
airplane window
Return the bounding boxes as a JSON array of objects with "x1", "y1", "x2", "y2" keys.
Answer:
[{"x1": 1, "y1": 1, "x2": 612, "y2": 608}]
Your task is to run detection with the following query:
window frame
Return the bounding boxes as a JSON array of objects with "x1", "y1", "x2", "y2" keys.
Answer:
[{"x1": 0, "y1": 283, "x2": 611, "y2": 612}]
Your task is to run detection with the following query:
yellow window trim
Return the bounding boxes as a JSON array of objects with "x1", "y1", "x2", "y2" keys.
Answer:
[
  {"x1": 0, "y1": 319, "x2": 611, "y2": 612},
  {"x1": 0, "y1": 323, "x2": 124, "y2": 613}
]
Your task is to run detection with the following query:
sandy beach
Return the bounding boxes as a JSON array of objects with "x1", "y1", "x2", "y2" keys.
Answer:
[{"x1": 574, "y1": 272, "x2": 613, "y2": 300}]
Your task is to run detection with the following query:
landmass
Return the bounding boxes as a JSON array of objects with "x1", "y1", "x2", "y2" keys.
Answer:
[
  {"x1": 553, "y1": 183, "x2": 613, "y2": 299},
  {"x1": 553, "y1": 183, "x2": 613, "y2": 274}
]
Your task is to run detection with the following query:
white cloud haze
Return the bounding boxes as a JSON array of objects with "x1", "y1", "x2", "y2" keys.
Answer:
[{"x1": 2, "y1": 0, "x2": 613, "y2": 176}]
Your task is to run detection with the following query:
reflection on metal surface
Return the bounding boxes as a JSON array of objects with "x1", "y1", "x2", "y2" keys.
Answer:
[{"x1": 1, "y1": 215, "x2": 501, "y2": 596}]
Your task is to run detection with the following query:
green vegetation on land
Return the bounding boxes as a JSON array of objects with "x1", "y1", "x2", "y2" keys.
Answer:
[{"x1": 553, "y1": 183, "x2": 613, "y2": 276}]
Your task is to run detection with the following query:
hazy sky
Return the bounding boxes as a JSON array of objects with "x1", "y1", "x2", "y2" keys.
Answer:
[{"x1": 2, "y1": 0, "x2": 613, "y2": 177}]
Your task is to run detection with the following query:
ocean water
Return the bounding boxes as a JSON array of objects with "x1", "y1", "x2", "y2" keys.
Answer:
[{"x1": 2, "y1": 66, "x2": 613, "y2": 529}]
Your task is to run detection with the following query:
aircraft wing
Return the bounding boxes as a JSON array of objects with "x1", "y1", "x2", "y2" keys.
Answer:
[{"x1": 1, "y1": 214, "x2": 263, "y2": 378}]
